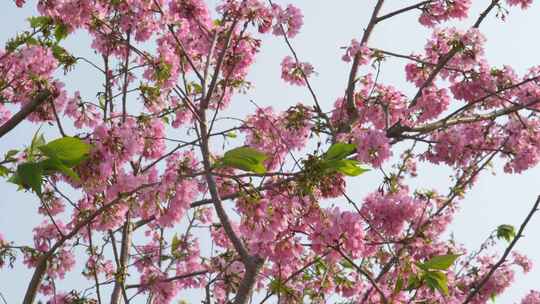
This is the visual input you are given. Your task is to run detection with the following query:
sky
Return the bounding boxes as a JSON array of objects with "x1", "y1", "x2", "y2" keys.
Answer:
[{"x1": 1, "y1": 1, "x2": 540, "y2": 303}]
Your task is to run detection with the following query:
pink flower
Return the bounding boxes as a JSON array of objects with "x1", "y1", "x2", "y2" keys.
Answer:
[
  {"x1": 0, "y1": 233, "x2": 6, "y2": 269},
  {"x1": 522, "y1": 290, "x2": 540, "y2": 304},
  {"x1": 64, "y1": 91, "x2": 101, "y2": 129},
  {"x1": 342, "y1": 39, "x2": 372, "y2": 63},
  {"x1": 0, "y1": 104, "x2": 11, "y2": 125},
  {"x1": 309, "y1": 208, "x2": 366, "y2": 258},
  {"x1": 410, "y1": 86, "x2": 450, "y2": 123},
  {"x1": 353, "y1": 129, "x2": 392, "y2": 167},
  {"x1": 507, "y1": 0, "x2": 534, "y2": 9},
  {"x1": 139, "y1": 270, "x2": 180, "y2": 304},
  {"x1": 280, "y1": 56, "x2": 314, "y2": 86},
  {"x1": 513, "y1": 251, "x2": 533, "y2": 273},
  {"x1": 419, "y1": 0, "x2": 471, "y2": 27},
  {"x1": 243, "y1": 105, "x2": 312, "y2": 169},
  {"x1": 361, "y1": 187, "x2": 419, "y2": 237},
  {"x1": 466, "y1": 255, "x2": 516, "y2": 302},
  {"x1": 503, "y1": 118, "x2": 540, "y2": 173},
  {"x1": 272, "y1": 4, "x2": 303, "y2": 38}
]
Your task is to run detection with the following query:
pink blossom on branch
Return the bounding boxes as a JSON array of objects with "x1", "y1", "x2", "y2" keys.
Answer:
[
  {"x1": 1, "y1": 1, "x2": 540, "y2": 303},
  {"x1": 522, "y1": 290, "x2": 540, "y2": 304},
  {"x1": 271, "y1": 3, "x2": 303, "y2": 38},
  {"x1": 507, "y1": 0, "x2": 534, "y2": 9},
  {"x1": 280, "y1": 56, "x2": 314, "y2": 86}
]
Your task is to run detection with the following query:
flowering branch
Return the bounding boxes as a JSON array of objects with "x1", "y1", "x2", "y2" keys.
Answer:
[
  {"x1": 462, "y1": 195, "x2": 540, "y2": 304},
  {"x1": 343, "y1": 0, "x2": 385, "y2": 121},
  {"x1": 22, "y1": 183, "x2": 157, "y2": 304}
]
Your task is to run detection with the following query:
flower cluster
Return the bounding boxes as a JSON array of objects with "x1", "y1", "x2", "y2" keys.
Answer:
[
  {"x1": 280, "y1": 56, "x2": 314, "y2": 86},
  {"x1": 522, "y1": 290, "x2": 540, "y2": 304},
  {"x1": 2, "y1": 1, "x2": 540, "y2": 303},
  {"x1": 271, "y1": 3, "x2": 303, "y2": 38},
  {"x1": 243, "y1": 105, "x2": 312, "y2": 169},
  {"x1": 419, "y1": 0, "x2": 472, "y2": 27}
]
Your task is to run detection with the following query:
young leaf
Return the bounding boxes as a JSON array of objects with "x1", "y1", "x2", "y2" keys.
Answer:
[
  {"x1": 171, "y1": 234, "x2": 181, "y2": 258},
  {"x1": 424, "y1": 271, "x2": 449, "y2": 296},
  {"x1": 324, "y1": 143, "x2": 356, "y2": 161},
  {"x1": 225, "y1": 131, "x2": 237, "y2": 138},
  {"x1": 40, "y1": 158, "x2": 80, "y2": 182},
  {"x1": 5, "y1": 149, "x2": 19, "y2": 160},
  {"x1": 219, "y1": 147, "x2": 268, "y2": 174},
  {"x1": 422, "y1": 254, "x2": 461, "y2": 271},
  {"x1": 405, "y1": 274, "x2": 422, "y2": 291},
  {"x1": 54, "y1": 23, "x2": 69, "y2": 41},
  {"x1": 28, "y1": 130, "x2": 46, "y2": 160},
  {"x1": 38, "y1": 137, "x2": 91, "y2": 167},
  {"x1": 269, "y1": 279, "x2": 294, "y2": 295},
  {"x1": 27, "y1": 16, "x2": 52, "y2": 29},
  {"x1": 496, "y1": 224, "x2": 516, "y2": 243},
  {"x1": 394, "y1": 276, "x2": 404, "y2": 293},
  {"x1": 16, "y1": 162, "x2": 43, "y2": 196},
  {"x1": 323, "y1": 159, "x2": 369, "y2": 176},
  {"x1": 0, "y1": 165, "x2": 10, "y2": 177}
]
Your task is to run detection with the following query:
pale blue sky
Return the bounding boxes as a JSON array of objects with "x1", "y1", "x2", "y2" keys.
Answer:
[{"x1": 1, "y1": 1, "x2": 539, "y2": 303}]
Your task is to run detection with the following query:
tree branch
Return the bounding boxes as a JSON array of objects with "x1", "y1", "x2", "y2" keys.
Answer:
[
  {"x1": 408, "y1": 0, "x2": 500, "y2": 108},
  {"x1": 343, "y1": 0, "x2": 385, "y2": 120},
  {"x1": 0, "y1": 91, "x2": 51, "y2": 139},
  {"x1": 125, "y1": 270, "x2": 208, "y2": 289},
  {"x1": 110, "y1": 212, "x2": 132, "y2": 304},
  {"x1": 462, "y1": 195, "x2": 540, "y2": 304},
  {"x1": 22, "y1": 183, "x2": 156, "y2": 304},
  {"x1": 376, "y1": 0, "x2": 431, "y2": 23}
]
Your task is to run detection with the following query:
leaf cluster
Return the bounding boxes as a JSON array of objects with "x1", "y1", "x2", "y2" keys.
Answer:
[{"x1": 8, "y1": 135, "x2": 91, "y2": 197}]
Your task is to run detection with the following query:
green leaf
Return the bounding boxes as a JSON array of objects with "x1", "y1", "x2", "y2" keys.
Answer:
[
  {"x1": 324, "y1": 143, "x2": 356, "y2": 161},
  {"x1": 225, "y1": 131, "x2": 237, "y2": 138},
  {"x1": 192, "y1": 83, "x2": 203, "y2": 94},
  {"x1": 340, "y1": 259, "x2": 354, "y2": 269},
  {"x1": 269, "y1": 279, "x2": 294, "y2": 295},
  {"x1": 496, "y1": 224, "x2": 516, "y2": 243},
  {"x1": 28, "y1": 16, "x2": 52, "y2": 29},
  {"x1": 16, "y1": 162, "x2": 43, "y2": 196},
  {"x1": 28, "y1": 130, "x2": 46, "y2": 160},
  {"x1": 40, "y1": 157, "x2": 80, "y2": 182},
  {"x1": 323, "y1": 159, "x2": 369, "y2": 176},
  {"x1": 171, "y1": 234, "x2": 181, "y2": 258},
  {"x1": 7, "y1": 172, "x2": 21, "y2": 186},
  {"x1": 162, "y1": 115, "x2": 170, "y2": 124},
  {"x1": 32, "y1": 133, "x2": 46, "y2": 148},
  {"x1": 424, "y1": 270, "x2": 449, "y2": 296},
  {"x1": 405, "y1": 274, "x2": 422, "y2": 291},
  {"x1": 5, "y1": 149, "x2": 19, "y2": 159},
  {"x1": 54, "y1": 23, "x2": 69, "y2": 41},
  {"x1": 155, "y1": 62, "x2": 172, "y2": 84},
  {"x1": 219, "y1": 147, "x2": 268, "y2": 174},
  {"x1": 394, "y1": 276, "x2": 404, "y2": 293},
  {"x1": 422, "y1": 254, "x2": 461, "y2": 271},
  {"x1": 0, "y1": 165, "x2": 10, "y2": 177},
  {"x1": 38, "y1": 137, "x2": 91, "y2": 167}
]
